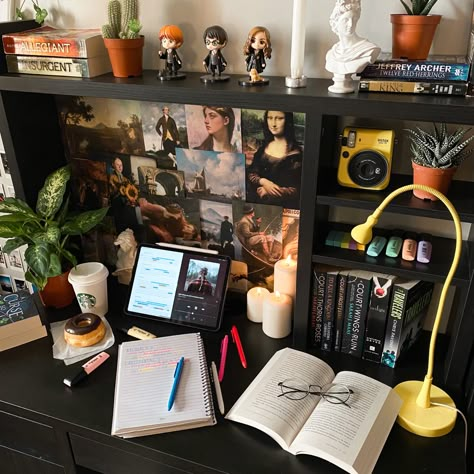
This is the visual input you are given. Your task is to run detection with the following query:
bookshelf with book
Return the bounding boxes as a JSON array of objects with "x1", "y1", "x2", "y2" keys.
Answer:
[{"x1": 0, "y1": 19, "x2": 472, "y2": 423}]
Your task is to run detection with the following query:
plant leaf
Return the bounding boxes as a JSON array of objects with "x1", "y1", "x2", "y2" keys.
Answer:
[
  {"x1": 0, "y1": 197, "x2": 36, "y2": 216},
  {"x1": 47, "y1": 253, "x2": 62, "y2": 277},
  {"x1": 61, "y1": 207, "x2": 109, "y2": 235},
  {"x1": 36, "y1": 166, "x2": 70, "y2": 219},
  {"x1": 25, "y1": 270, "x2": 47, "y2": 292},
  {"x1": 2, "y1": 237, "x2": 28, "y2": 254},
  {"x1": 0, "y1": 222, "x2": 27, "y2": 238},
  {"x1": 24, "y1": 243, "x2": 51, "y2": 279}
]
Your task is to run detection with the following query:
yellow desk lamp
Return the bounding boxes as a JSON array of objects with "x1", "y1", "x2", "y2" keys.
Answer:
[{"x1": 351, "y1": 184, "x2": 460, "y2": 437}]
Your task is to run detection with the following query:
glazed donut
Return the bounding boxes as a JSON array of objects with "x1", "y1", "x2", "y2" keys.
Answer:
[{"x1": 64, "y1": 313, "x2": 106, "y2": 347}]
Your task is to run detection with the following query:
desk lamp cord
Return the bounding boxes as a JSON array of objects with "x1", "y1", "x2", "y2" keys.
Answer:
[{"x1": 430, "y1": 402, "x2": 468, "y2": 455}]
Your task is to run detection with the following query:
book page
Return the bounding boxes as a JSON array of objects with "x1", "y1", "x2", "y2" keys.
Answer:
[
  {"x1": 290, "y1": 371, "x2": 401, "y2": 474},
  {"x1": 226, "y1": 348, "x2": 335, "y2": 450},
  {"x1": 111, "y1": 333, "x2": 213, "y2": 436}
]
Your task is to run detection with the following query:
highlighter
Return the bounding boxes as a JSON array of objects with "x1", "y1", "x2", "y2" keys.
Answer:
[
  {"x1": 121, "y1": 326, "x2": 157, "y2": 340},
  {"x1": 366, "y1": 236, "x2": 387, "y2": 257},
  {"x1": 402, "y1": 232, "x2": 418, "y2": 261},
  {"x1": 63, "y1": 352, "x2": 110, "y2": 387},
  {"x1": 385, "y1": 230, "x2": 403, "y2": 258},
  {"x1": 417, "y1": 233, "x2": 432, "y2": 263}
]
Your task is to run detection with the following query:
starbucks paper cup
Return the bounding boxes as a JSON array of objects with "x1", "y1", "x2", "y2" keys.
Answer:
[{"x1": 68, "y1": 263, "x2": 109, "y2": 317}]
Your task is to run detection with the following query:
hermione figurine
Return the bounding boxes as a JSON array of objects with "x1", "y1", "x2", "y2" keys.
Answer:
[
  {"x1": 239, "y1": 26, "x2": 272, "y2": 86},
  {"x1": 157, "y1": 25, "x2": 186, "y2": 80},
  {"x1": 201, "y1": 25, "x2": 229, "y2": 83}
]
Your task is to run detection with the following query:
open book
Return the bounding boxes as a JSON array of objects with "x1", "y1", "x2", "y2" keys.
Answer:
[
  {"x1": 226, "y1": 348, "x2": 402, "y2": 474},
  {"x1": 111, "y1": 333, "x2": 216, "y2": 438}
]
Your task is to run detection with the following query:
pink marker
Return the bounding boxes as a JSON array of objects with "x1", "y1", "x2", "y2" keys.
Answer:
[{"x1": 63, "y1": 351, "x2": 110, "y2": 387}]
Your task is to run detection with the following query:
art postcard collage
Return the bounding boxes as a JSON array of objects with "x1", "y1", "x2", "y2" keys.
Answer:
[{"x1": 56, "y1": 96, "x2": 305, "y2": 290}]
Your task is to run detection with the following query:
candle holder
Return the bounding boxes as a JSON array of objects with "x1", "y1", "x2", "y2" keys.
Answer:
[{"x1": 285, "y1": 76, "x2": 307, "y2": 88}]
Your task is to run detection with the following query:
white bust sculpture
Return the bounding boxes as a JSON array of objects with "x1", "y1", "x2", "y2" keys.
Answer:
[{"x1": 325, "y1": 0, "x2": 380, "y2": 93}]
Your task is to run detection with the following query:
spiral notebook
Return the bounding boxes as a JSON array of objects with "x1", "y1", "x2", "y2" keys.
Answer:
[{"x1": 111, "y1": 332, "x2": 216, "y2": 438}]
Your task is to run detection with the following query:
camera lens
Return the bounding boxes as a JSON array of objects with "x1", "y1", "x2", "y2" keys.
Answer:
[{"x1": 348, "y1": 150, "x2": 388, "y2": 187}]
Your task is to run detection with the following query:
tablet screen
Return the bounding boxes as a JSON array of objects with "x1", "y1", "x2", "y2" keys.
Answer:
[{"x1": 125, "y1": 244, "x2": 231, "y2": 331}]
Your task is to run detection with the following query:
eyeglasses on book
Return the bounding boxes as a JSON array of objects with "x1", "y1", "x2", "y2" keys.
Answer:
[{"x1": 277, "y1": 378, "x2": 354, "y2": 407}]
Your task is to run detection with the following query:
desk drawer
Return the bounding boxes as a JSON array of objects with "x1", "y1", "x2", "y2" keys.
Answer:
[
  {"x1": 0, "y1": 445, "x2": 64, "y2": 474},
  {"x1": 0, "y1": 410, "x2": 61, "y2": 464},
  {"x1": 70, "y1": 434, "x2": 185, "y2": 474}
]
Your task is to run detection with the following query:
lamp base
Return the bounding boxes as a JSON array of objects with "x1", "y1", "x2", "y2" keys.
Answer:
[{"x1": 394, "y1": 380, "x2": 456, "y2": 437}]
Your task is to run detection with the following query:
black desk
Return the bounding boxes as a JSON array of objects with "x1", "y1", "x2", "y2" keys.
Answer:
[{"x1": 0, "y1": 289, "x2": 467, "y2": 474}]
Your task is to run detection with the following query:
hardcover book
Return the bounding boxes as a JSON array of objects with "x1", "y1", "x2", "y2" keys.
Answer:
[
  {"x1": 310, "y1": 265, "x2": 327, "y2": 347},
  {"x1": 359, "y1": 79, "x2": 467, "y2": 96},
  {"x1": 2, "y1": 26, "x2": 107, "y2": 58},
  {"x1": 341, "y1": 270, "x2": 373, "y2": 357},
  {"x1": 6, "y1": 54, "x2": 112, "y2": 78},
  {"x1": 381, "y1": 280, "x2": 434, "y2": 369},
  {"x1": 360, "y1": 53, "x2": 470, "y2": 82},
  {"x1": 363, "y1": 274, "x2": 396, "y2": 363},
  {"x1": 226, "y1": 347, "x2": 402, "y2": 474}
]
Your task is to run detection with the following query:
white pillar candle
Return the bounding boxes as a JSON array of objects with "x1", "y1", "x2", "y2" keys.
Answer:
[
  {"x1": 262, "y1": 291, "x2": 293, "y2": 339},
  {"x1": 274, "y1": 256, "x2": 297, "y2": 301},
  {"x1": 247, "y1": 286, "x2": 270, "y2": 323},
  {"x1": 290, "y1": 0, "x2": 307, "y2": 79}
]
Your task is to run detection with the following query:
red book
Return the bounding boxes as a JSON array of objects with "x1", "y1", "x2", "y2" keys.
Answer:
[{"x1": 2, "y1": 26, "x2": 107, "y2": 58}]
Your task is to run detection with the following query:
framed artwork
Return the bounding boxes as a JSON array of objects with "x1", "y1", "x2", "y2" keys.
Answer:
[{"x1": 0, "y1": 1, "x2": 13, "y2": 22}]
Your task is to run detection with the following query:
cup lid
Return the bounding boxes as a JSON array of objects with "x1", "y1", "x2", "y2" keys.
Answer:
[{"x1": 68, "y1": 262, "x2": 109, "y2": 285}]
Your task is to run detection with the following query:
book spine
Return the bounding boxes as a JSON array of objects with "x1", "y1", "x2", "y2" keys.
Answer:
[
  {"x1": 333, "y1": 272, "x2": 348, "y2": 352},
  {"x1": 310, "y1": 267, "x2": 326, "y2": 347},
  {"x1": 341, "y1": 275, "x2": 371, "y2": 357},
  {"x1": 6, "y1": 55, "x2": 94, "y2": 78},
  {"x1": 361, "y1": 63, "x2": 470, "y2": 82},
  {"x1": 3, "y1": 37, "x2": 88, "y2": 58},
  {"x1": 359, "y1": 80, "x2": 468, "y2": 96},
  {"x1": 321, "y1": 271, "x2": 338, "y2": 351},
  {"x1": 363, "y1": 276, "x2": 394, "y2": 363}
]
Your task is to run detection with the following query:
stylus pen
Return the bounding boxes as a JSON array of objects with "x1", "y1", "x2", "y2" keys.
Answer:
[
  {"x1": 168, "y1": 356, "x2": 185, "y2": 411},
  {"x1": 211, "y1": 361, "x2": 225, "y2": 415},
  {"x1": 231, "y1": 325, "x2": 247, "y2": 368},
  {"x1": 218, "y1": 335, "x2": 228, "y2": 382}
]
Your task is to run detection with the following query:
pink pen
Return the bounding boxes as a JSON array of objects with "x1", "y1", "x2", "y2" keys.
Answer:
[{"x1": 218, "y1": 335, "x2": 228, "y2": 382}]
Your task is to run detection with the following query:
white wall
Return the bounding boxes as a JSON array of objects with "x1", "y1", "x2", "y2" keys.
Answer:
[{"x1": 15, "y1": 0, "x2": 474, "y2": 77}]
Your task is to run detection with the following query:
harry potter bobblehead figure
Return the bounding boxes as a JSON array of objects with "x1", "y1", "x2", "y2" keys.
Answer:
[
  {"x1": 239, "y1": 26, "x2": 272, "y2": 87},
  {"x1": 157, "y1": 25, "x2": 186, "y2": 80},
  {"x1": 201, "y1": 25, "x2": 229, "y2": 83}
]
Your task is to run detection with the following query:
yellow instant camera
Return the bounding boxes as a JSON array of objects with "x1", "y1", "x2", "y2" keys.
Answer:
[{"x1": 337, "y1": 127, "x2": 395, "y2": 191}]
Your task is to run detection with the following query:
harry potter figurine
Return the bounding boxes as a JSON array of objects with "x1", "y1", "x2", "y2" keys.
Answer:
[
  {"x1": 157, "y1": 25, "x2": 186, "y2": 80},
  {"x1": 239, "y1": 26, "x2": 272, "y2": 86},
  {"x1": 201, "y1": 25, "x2": 229, "y2": 83}
]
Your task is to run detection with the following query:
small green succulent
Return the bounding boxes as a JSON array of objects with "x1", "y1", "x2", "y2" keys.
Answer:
[
  {"x1": 102, "y1": 0, "x2": 142, "y2": 40},
  {"x1": 400, "y1": 0, "x2": 439, "y2": 15},
  {"x1": 405, "y1": 123, "x2": 474, "y2": 169}
]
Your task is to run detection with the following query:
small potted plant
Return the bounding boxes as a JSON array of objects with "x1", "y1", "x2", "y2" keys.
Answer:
[
  {"x1": 391, "y1": 1, "x2": 441, "y2": 60},
  {"x1": 0, "y1": 166, "x2": 108, "y2": 308},
  {"x1": 405, "y1": 122, "x2": 474, "y2": 200},
  {"x1": 102, "y1": 0, "x2": 144, "y2": 78}
]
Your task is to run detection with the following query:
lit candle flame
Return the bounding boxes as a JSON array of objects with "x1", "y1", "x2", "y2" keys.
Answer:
[
  {"x1": 275, "y1": 291, "x2": 281, "y2": 298},
  {"x1": 257, "y1": 288, "x2": 261, "y2": 296},
  {"x1": 285, "y1": 255, "x2": 292, "y2": 266}
]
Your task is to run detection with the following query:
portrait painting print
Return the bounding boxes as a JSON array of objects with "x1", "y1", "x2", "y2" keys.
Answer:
[
  {"x1": 245, "y1": 110, "x2": 305, "y2": 209},
  {"x1": 176, "y1": 148, "x2": 245, "y2": 202},
  {"x1": 185, "y1": 104, "x2": 242, "y2": 153},
  {"x1": 140, "y1": 102, "x2": 188, "y2": 164},
  {"x1": 199, "y1": 200, "x2": 234, "y2": 258},
  {"x1": 184, "y1": 259, "x2": 220, "y2": 296}
]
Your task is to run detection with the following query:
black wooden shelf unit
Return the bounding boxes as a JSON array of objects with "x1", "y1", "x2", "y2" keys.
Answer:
[{"x1": 0, "y1": 25, "x2": 472, "y2": 419}]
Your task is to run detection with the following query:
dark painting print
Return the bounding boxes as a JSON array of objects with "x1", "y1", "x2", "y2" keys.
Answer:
[
  {"x1": 70, "y1": 157, "x2": 109, "y2": 210},
  {"x1": 199, "y1": 199, "x2": 234, "y2": 258}
]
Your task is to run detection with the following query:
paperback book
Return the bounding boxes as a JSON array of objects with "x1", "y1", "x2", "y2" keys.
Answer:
[
  {"x1": 2, "y1": 26, "x2": 107, "y2": 58},
  {"x1": 226, "y1": 347, "x2": 402, "y2": 474},
  {"x1": 359, "y1": 79, "x2": 467, "y2": 96},
  {"x1": 310, "y1": 265, "x2": 327, "y2": 347},
  {"x1": 333, "y1": 270, "x2": 350, "y2": 352}
]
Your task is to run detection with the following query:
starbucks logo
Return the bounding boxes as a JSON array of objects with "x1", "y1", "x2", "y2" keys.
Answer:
[{"x1": 77, "y1": 293, "x2": 96, "y2": 310}]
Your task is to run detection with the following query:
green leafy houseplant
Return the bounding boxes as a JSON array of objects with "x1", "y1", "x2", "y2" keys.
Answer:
[
  {"x1": 400, "y1": 0, "x2": 438, "y2": 15},
  {"x1": 102, "y1": 0, "x2": 142, "y2": 39},
  {"x1": 0, "y1": 166, "x2": 108, "y2": 291},
  {"x1": 405, "y1": 123, "x2": 474, "y2": 169}
]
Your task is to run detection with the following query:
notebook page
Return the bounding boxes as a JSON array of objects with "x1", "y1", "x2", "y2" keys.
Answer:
[{"x1": 111, "y1": 333, "x2": 211, "y2": 435}]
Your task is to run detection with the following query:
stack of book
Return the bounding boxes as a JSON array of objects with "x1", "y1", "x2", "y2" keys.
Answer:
[
  {"x1": 310, "y1": 265, "x2": 434, "y2": 368},
  {"x1": 0, "y1": 290, "x2": 47, "y2": 352},
  {"x1": 2, "y1": 25, "x2": 111, "y2": 78},
  {"x1": 358, "y1": 52, "x2": 471, "y2": 97}
]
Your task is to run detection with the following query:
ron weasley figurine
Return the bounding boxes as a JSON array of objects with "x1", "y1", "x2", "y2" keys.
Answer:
[
  {"x1": 239, "y1": 26, "x2": 272, "y2": 86},
  {"x1": 201, "y1": 25, "x2": 229, "y2": 83},
  {"x1": 157, "y1": 25, "x2": 186, "y2": 80}
]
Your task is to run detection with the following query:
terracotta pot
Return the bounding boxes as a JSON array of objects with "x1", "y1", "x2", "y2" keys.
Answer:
[
  {"x1": 391, "y1": 14, "x2": 441, "y2": 60},
  {"x1": 104, "y1": 36, "x2": 144, "y2": 78},
  {"x1": 412, "y1": 162, "x2": 456, "y2": 201},
  {"x1": 39, "y1": 270, "x2": 76, "y2": 309}
]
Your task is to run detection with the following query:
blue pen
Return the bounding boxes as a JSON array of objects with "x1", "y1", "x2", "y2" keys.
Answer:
[{"x1": 168, "y1": 356, "x2": 184, "y2": 411}]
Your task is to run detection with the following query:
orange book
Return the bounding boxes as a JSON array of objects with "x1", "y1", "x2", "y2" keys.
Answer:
[{"x1": 2, "y1": 26, "x2": 107, "y2": 58}]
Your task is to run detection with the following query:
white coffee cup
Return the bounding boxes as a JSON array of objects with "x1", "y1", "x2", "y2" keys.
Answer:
[{"x1": 68, "y1": 263, "x2": 109, "y2": 317}]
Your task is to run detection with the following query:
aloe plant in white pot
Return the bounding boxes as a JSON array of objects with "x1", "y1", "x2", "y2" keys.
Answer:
[{"x1": 405, "y1": 122, "x2": 474, "y2": 200}]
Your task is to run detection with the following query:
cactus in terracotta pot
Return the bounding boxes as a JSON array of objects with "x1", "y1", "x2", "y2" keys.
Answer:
[{"x1": 102, "y1": 0, "x2": 142, "y2": 40}]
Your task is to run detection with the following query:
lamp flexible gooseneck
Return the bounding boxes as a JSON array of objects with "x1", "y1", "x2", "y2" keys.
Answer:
[{"x1": 351, "y1": 184, "x2": 461, "y2": 437}]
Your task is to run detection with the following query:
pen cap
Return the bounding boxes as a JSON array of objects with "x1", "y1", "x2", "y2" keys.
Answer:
[{"x1": 63, "y1": 369, "x2": 87, "y2": 387}]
